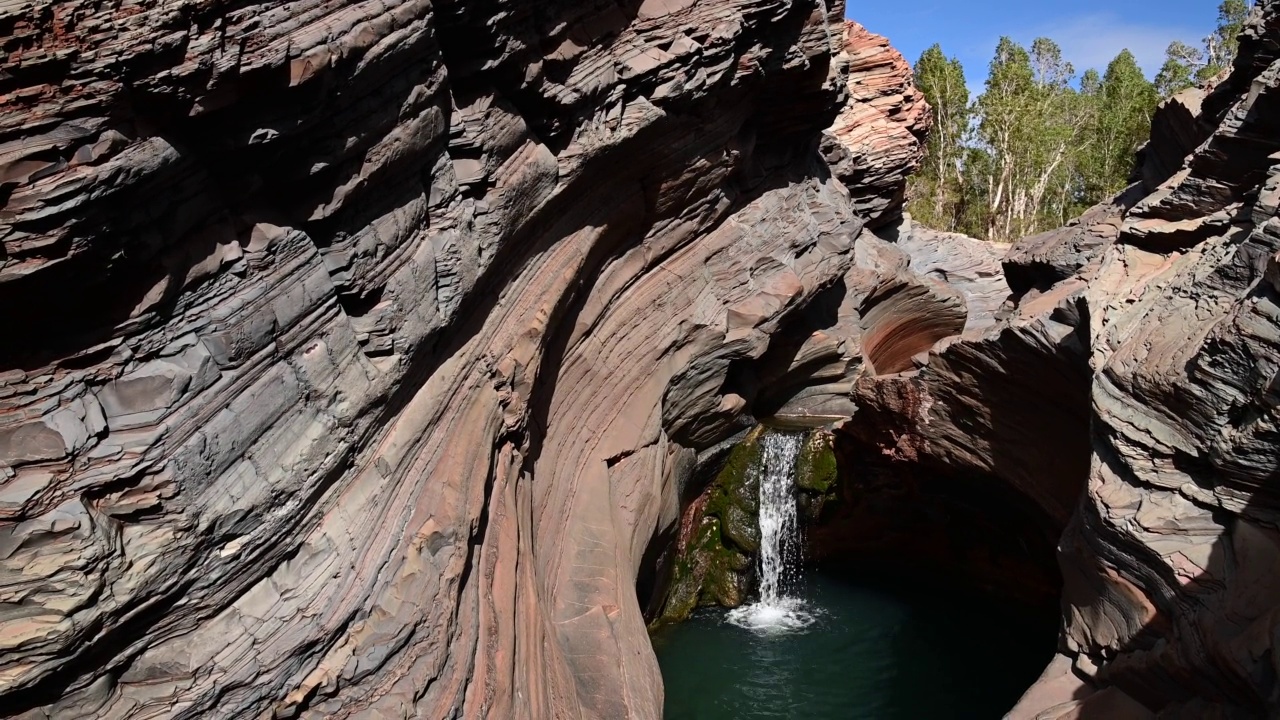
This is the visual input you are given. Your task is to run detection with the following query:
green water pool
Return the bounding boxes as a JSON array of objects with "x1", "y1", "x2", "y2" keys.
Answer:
[{"x1": 652, "y1": 564, "x2": 1056, "y2": 719}]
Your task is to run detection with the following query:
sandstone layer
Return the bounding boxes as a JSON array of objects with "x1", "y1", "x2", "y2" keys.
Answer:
[
  {"x1": 0, "y1": 2, "x2": 932, "y2": 718},
  {"x1": 1016, "y1": 6, "x2": 1280, "y2": 715},
  {"x1": 830, "y1": 3, "x2": 1280, "y2": 717}
]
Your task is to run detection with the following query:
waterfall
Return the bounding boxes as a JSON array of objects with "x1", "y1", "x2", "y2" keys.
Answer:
[
  {"x1": 727, "y1": 430, "x2": 815, "y2": 633},
  {"x1": 756, "y1": 431, "x2": 803, "y2": 605}
]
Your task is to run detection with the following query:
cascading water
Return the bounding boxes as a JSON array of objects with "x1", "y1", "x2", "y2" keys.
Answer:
[
  {"x1": 726, "y1": 430, "x2": 815, "y2": 633},
  {"x1": 654, "y1": 428, "x2": 1062, "y2": 716}
]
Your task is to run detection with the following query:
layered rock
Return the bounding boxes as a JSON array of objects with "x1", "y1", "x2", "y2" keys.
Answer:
[
  {"x1": 1021, "y1": 6, "x2": 1280, "y2": 715},
  {"x1": 826, "y1": 2, "x2": 1280, "y2": 717},
  {"x1": 0, "y1": 0, "x2": 936, "y2": 718},
  {"x1": 822, "y1": 21, "x2": 930, "y2": 226},
  {"x1": 15, "y1": 0, "x2": 1280, "y2": 714}
]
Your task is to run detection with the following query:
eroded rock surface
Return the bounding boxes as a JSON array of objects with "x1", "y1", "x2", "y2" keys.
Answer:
[
  {"x1": 830, "y1": 3, "x2": 1280, "y2": 717},
  {"x1": 0, "y1": 1, "x2": 932, "y2": 718},
  {"x1": 822, "y1": 21, "x2": 929, "y2": 226},
  {"x1": 15, "y1": 0, "x2": 1280, "y2": 714},
  {"x1": 1029, "y1": 6, "x2": 1280, "y2": 715}
]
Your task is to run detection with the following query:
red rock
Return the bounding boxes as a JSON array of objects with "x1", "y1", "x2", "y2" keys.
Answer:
[
  {"x1": 823, "y1": 21, "x2": 930, "y2": 227},
  {"x1": 0, "y1": 0, "x2": 932, "y2": 717}
]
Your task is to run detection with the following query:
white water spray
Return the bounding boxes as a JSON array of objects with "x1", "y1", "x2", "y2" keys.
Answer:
[{"x1": 727, "y1": 430, "x2": 815, "y2": 633}]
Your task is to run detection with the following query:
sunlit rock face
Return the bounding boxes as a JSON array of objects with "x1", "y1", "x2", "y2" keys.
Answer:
[
  {"x1": 0, "y1": 0, "x2": 940, "y2": 717},
  {"x1": 833, "y1": 3, "x2": 1280, "y2": 717},
  {"x1": 1011, "y1": 5, "x2": 1280, "y2": 716},
  {"x1": 822, "y1": 21, "x2": 930, "y2": 226}
]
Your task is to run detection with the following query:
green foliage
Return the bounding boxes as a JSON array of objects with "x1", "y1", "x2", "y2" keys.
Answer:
[
  {"x1": 1155, "y1": 40, "x2": 1203, "y2": 97},
  {"x1": 1154, "y1": 1, "x2": 1254, "y2": 97},
  {"x1": 1087, "y1": 50, "x2": 1160, "y2": 197},
  {"x1": 907, "y1": 44, "x2": 969, "y2": 232},
  {"x1": 909, "y1": 38, "x2": 1110, "y2": 240},
  {"x1": 905, "y1": 2, "x2": 1256, "y2": 244},
  {"x1": 963, "y1": 37, "x2": 1092, "y2": 241},
  {"x1": 1080, "y1": 68, "x2": 1102, "y2": 96},
  {"x1": 1204, "y1": 0, "x2": 1252, "y2": 76}
]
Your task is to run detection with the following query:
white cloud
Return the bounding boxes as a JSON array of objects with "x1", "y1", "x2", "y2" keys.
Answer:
[{"x1": 1020, "y1": 12, "x2": 1204, "y2": 78}]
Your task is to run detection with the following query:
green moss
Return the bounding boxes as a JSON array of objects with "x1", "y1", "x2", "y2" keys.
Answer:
[
  {"x1": 651, "y1": 428, "x2": 852, "y2": 628},
  {"x1": 794, "y1": 431, "x2": 838, "y2": 494},
  {"x1": 695, "y1": 517, "x2": 747, "y2": 607},
  {"x1": 651, "y1": 428, "x2": 767, "y2": 627},
  {"x1": 720, "y1": 503, "x2": 759, "y2": 551},
  {"x1": 701, "y1": 428, "x2": 764, "y2": 555},
  {"x1": 703, "y1": 432, "x2": 762, "y2": 523},
  {"x1": 795, "y1": 430, "x2": 842, "y2": 525},
  {"x1": 660, "y1": 558, "x2": 701, "y2": 623}
]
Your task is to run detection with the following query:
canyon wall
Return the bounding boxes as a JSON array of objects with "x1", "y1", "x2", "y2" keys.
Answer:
[
  {"x1": 0, "y1": 2, "x2": 929, "y2": 718},
  {"x1": 832, "y1": 3, "x2": 1280, "y2": 717},
  {"x1": 9, "y1": 0, "x2": 1280, "y2": 715},
  {"x1": 1021, "y1": 5, "x2": 1280, "y2": 716}
]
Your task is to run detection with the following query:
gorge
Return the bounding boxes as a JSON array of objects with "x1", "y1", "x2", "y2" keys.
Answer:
[{"x1": 3, "y1": 0, "x2": 1280, "y2": 718}]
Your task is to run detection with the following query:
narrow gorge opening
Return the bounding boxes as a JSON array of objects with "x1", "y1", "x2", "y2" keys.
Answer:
[{"x1": 646, "y1": 427, "x2": 1065, "y2": 718}]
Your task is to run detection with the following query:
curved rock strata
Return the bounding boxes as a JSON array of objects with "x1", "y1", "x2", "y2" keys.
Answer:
[
  {"x1": 12, "y1": 0, "x2": 1280, "y2": 715},
  {"x1": 1014, "y1": 5, "x2": 1280, "y2": 715},
  {"x1": 0, "y1": 1, "x2": 936, "y2": 718},
  {"x1": 822, "y1": 21, "x2": 929, "y2": 227}
]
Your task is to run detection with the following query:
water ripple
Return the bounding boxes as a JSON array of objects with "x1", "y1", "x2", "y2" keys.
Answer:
[{"x1": 725, "y1": 598, "x2": 818, "y2": 634}]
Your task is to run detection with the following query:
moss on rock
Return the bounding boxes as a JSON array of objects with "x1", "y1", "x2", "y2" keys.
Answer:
[
  {"x1": 795, "y1": 431, "x2": 838, "y2": 494},
  {"x1": 720, "y1": 503, "x2": 759, "y2": 552},
  {"x1": 652, "y1": 428, "x2": 846, "y2": 627},
  {"x1": 795, "y1": 430, "x2": 839, "y2": 524},
  {"x1": 652, "y1": 427, "x2": 765, "y2": 626}
]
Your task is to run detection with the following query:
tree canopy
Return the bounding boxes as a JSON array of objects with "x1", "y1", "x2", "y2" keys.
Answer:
[
  {"x1": 1156, "y1": 1, "x2": 1255, "y2": 96},
  {"x1": 905, "y1": 2, "x2": 1253, "y2": 243}
]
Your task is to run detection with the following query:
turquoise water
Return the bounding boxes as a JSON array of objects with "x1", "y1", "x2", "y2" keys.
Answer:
[{"x1": 652, "y1": 565, "x2": 1056, "y2": 719}]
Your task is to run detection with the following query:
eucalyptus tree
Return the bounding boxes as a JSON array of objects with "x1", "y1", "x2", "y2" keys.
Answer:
[
  {"x1": 1088, "y1": 50, "x2": 1160, "y2": 197},
  {"x1": 1154, "y1": 0, "x2": 1255, "y2": 97},
  {"x1": 909, "y1": 45, "x2": 970, "y2": 231},
  {"x1": 1155, "y1": 40, "x2": 1204, "y2": 96},
  {"x1": 1203, "y1": 0, "x2": 1253, "y2": 79},
  {"x1": 972, "y1": 37, "x2": 1082, "y2": 242}
]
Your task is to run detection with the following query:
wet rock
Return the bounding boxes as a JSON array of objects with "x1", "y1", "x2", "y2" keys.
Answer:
[
  {"x1": 652, "y1": 428, "x2": 764, "y2": 625},
  {"x1": 794, "y1": 430, "x2": 838, "y2": 523},
  {"x1": 794, "y1": 431, "x2": 838, "y2": 495}
]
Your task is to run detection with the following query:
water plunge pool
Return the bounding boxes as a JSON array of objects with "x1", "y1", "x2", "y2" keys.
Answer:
[
  {"x1": 649, "y1": 428, "x2": 1060, "y2": 718},
  {"x1": 653, "y1": 562, "x2": 1056, "y2": 719}
]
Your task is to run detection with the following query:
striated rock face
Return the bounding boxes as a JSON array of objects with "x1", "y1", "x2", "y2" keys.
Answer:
[
  {"x1": 17, "y1": 0, "x2": 1280, "y2": 714},
  {"x1": 822, "y1": 21, "x2": 929, "y2": 227},
  {"x1": 0, "y1": 0, "x2": 933, "y2": 718},
  {"x1": 1022, "y1": 5, "x2": 1280, "y2": 716},
  {"x1": 833, "y1": 2, "x2": 1280, "y2": 717}
]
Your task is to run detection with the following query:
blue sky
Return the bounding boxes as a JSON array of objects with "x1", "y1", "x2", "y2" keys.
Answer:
[{"x1": 847, "y1": 1, "x2": 1222, "y2": 91}]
